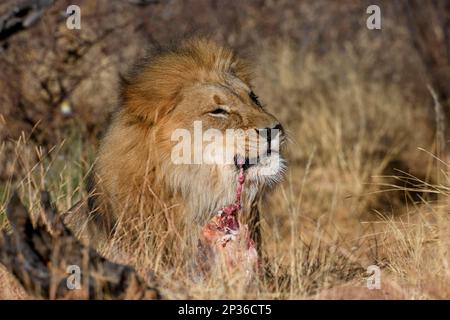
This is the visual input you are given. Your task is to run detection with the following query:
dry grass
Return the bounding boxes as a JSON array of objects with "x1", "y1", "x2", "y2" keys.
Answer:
[{"x1": 0, "y1": 42, "x2": 449, "y2": 300}]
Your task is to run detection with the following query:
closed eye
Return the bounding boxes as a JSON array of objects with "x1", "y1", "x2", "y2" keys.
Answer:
[
  {"x1": 249, "y1": 91, "x2": 263, "y2": 108},
  {"x1": 208, "y1": 107, "x2": 229, "y2": 118}
]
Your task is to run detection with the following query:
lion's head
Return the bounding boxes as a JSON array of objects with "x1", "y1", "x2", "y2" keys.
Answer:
[{"x1": 93, "y1": 39, "x2": 286, "y2": 240}]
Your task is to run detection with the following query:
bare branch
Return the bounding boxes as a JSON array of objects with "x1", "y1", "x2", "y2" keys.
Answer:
[
  {"x1": 0, "y1": 0, "x2": 55, "y2": 42},
  {"x1": 127, "y1": 0, "x2": 159, "y2": 6},
  {"x1": 0, "y1": 191, "x2": 161, "y2": 299}
]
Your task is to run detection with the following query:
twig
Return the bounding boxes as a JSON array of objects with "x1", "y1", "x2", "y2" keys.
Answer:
[{"x1": 0, "y1": 191, "x2": 161, "y2": 299}]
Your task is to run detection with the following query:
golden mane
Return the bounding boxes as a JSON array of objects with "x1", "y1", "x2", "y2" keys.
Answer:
[{"x1": 122, "y1": 38, "x2": 252, "y2": 123}]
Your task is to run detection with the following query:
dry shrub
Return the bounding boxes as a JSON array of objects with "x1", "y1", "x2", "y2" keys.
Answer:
[{"x1": 255, "y1": 41, "x2": 434, "y2": 226}]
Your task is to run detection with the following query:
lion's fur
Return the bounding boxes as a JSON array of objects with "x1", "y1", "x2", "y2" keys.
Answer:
[
  {"x1": 66, "y1": 38, "x2": 285, "y2": 263},
  {"x1": 123, "y1": 39, "x2": 252, "y2": 124}
]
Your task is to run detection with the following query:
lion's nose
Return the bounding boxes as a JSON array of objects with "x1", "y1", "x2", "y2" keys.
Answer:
[
  {"x1": 271, "y1": 123, "x2": 284, "y2": 138},
  {"x1": 255, "y1": 123, "x2": 284, "y2": 155},
  {"x1": 256, "y1": 123, "x2": 283, "y2": 140}
]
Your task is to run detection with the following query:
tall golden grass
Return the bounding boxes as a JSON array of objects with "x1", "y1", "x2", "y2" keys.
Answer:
[{"x1": 0, "y1": 42, "x2": 448, "y2": 299}]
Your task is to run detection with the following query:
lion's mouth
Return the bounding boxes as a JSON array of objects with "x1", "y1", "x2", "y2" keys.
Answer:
[
  {"x1": 233, "y1": 154, "x2": 259, "y2": 171},
  {"x1": 233, "y1": 153, "x2": 285, "y2": 181},
  {"x1": 233, "y1": 154, "x2": 281, "y2": 168}
]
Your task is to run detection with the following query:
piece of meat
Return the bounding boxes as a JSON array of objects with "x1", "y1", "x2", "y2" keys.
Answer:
[{"x1": 197, "y1": 165, "x2": 258, "y2": 276}]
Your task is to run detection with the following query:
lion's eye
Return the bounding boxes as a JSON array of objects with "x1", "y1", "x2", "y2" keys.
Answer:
[
  {"x1": 249, "y1": 91, "x2": 262, "y2": 108},
  {"x1": 208, "y1": 107, "x2": 229, "y2": 117}
]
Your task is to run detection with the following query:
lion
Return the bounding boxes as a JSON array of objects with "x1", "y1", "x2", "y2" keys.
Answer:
[{"x1": 65, "y1": 38, "x2": 286, "y2": 268}]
